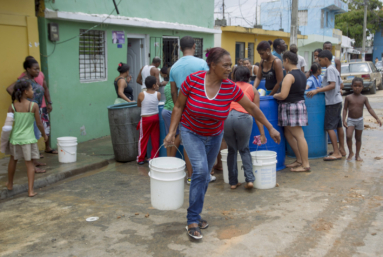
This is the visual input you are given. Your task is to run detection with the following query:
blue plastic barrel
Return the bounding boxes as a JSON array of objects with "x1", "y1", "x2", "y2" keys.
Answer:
[
  {"x1": 250, "y1": 79, "x2": 266, "y2": 92},
  {"x1": 286, "y1": 92, "x2": 327, "y2": 159},
  {"x1": 249, "y1": 96, "x2": 286, "y2": 171}
]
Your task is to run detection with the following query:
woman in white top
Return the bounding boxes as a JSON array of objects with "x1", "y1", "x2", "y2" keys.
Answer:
[
  {"x1": 136, "y1": 76, "x2": 161, "y2": 165},
  {"x1": 243, "y1": 58, "x2": 258, "y2": 81}
]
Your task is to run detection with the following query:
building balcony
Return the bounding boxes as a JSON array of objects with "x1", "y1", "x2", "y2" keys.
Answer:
[{"x1": 322, "y1": 0, "x2": 348, "y2": 14}]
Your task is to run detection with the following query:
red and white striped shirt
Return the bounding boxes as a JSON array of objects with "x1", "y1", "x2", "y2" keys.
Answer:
[{"x1": 181, "y1": 71, "x2": 244, "y2": 136}]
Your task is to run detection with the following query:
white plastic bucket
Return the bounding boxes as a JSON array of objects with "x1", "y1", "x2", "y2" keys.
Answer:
[
  {"x1": 149, "y1": 172, "x2": 186, "y2": 210},
  {"x1": 149, "y1": 155, "x2": 186, "y2": 210},
  {"x1": 252, "y1": 151, "x2": 277, "y2": 189},
  {"x1": 221, "y1": 149, "x2": 245, "y2": 184},
  {"x1": 149, "y1": 157, "x2": 185, "y2": 180},
  {"x1": 57, "y1": 137, "x2": 78, "y2": 163}
]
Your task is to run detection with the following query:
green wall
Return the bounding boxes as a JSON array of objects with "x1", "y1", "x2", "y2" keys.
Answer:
[
  {"x1": 38, "y1": 18, "x2": 214, "y2": 147},
  {"x1": 44, "y1": 0, "x2": 214, "y2": 29}
]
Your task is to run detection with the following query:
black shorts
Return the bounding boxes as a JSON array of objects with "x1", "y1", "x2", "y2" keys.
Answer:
[{"x1": 325, "y1": 103, "x2": 342, "y2": 130}]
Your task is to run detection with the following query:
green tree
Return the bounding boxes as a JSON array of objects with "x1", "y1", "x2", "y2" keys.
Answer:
[{"x1": 335, "y1": 0, "x2": 383, "y2": 47}]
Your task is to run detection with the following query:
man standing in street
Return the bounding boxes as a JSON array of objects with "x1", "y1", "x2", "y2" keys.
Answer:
[
  {"x1": 290, "y1": 44, "x2": 306, "y2": 72},
  {"x1": 136, "y1": 57, "x2": 163, "y2": 91},
  {"x1": 169, "y1": 36, "x2": 215, "y2": 184}
]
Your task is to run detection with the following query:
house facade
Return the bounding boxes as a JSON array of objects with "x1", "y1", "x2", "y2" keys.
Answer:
[
  {"x1": 37, "y1": 0, "x2": 217, "y2": 147},
  {"x1": 373, "y1": 29, "x2": 383, "y2": 62},
  {"x1": 260, "y1": 0, "x2": 347, "y2": 69}
]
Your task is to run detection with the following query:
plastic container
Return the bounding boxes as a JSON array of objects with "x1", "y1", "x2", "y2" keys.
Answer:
[
  {"x1": 249, "y1": 96, "x2": 286, "y2": 171},
  {"x1": 252, "y1": 150, "x2": 277, "y2": 189},
  {"x1": 148, "y1": 155, "x2": 186, "y2": 210},
  {"x1": 221, "y1": 149, "x2": 245, "y2": 184},
  {"x1": 250, "y1": 79, "x2": 266, "y2": 92},
  {"x1": 108, "y1": 102, "x2": 141, "y2": 162},
  {"x1": 57, "y1": 137, "x2": 78, "y2": 163},
  {"x1": 286, "y1": 92, "x2": 328, "y2": 159}
]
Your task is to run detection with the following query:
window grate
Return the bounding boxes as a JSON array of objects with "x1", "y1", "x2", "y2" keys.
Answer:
[
  {"x1": 194, "y1": 38, "x2": 203, "y2": 58},
  {"x1": 163, "y1": 38, "x2": 179, "y2": 67},
  {"x1": 79, "y1": 29, "x2": 106, "y2": 81}
]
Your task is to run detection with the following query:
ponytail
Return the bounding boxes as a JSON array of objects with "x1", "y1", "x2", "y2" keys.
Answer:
[
  {"x1": 309, "y1": 63, "x2": 320, "y2": 76},
  {"x1": 12, "y1": 81, "x2": 31, "y2": 103}
]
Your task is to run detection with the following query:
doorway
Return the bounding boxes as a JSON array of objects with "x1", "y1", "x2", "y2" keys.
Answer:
[
  {"x1": 127, "y1": 36, "x2": 146, "y2": 101},
  {"x1": 235, "y1": 42, "x2": 245, "y2": 65}
]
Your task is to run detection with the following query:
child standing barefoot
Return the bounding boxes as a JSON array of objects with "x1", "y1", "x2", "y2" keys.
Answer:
[
  {"x1": 343, "y1": 78, "x2": 382, "y2": 161},
  {"x1": 7, "y1": 81, "x2": 48, "y2": 197},
  {"x1": 136, "y1": 76, "x2": 161, "y2": 165}
]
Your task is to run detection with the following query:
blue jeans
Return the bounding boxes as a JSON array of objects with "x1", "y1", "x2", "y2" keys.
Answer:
[
  {"x1": 180, "y1": 125, "x2": 223, "y2": 225},
  {"x1": 223, "y1": 110, "x2": 254, "y2": 184}
]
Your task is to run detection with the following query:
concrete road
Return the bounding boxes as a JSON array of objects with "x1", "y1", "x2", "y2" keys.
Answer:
[{"x1": 1, "y1": 92, "x2": 383, "y2": 257}]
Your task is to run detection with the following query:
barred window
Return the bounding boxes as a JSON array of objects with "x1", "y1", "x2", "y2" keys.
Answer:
[
  {"x1": 194, "y1": 38, "x2": 203, "y2": 58},
  {"x1": 79, "y1": 29, "x2": 106, "y2": 81}
]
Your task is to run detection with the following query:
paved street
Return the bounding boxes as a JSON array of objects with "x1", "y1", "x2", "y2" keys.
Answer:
[{"x1": 1, "y1": 91, "x2": 383, "y2": 257}]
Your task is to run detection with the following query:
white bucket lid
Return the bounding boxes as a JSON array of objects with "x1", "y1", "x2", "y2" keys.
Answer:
[
  {"x1": 57, "y1": 137, "x2": 78, "y2": 142},
  {"x1": 149, "y1": 157, "x2": 186, "y2": 171}
]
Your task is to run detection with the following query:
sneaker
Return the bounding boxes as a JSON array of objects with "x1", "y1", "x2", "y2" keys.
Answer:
[
  {"x1": 187, "y1": 177, "x2": 191, "y2": 185},
  {"x1": 209, "y1": 175, "x2": 216, "y2": 183},
  {"x1": 137, "y1": 161, "x2": 145, "y2": 165}
]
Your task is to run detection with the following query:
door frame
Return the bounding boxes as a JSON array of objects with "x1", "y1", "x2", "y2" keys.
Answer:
[{"x1": 126, "y1": 33, "x2": 149, "y2": 66}]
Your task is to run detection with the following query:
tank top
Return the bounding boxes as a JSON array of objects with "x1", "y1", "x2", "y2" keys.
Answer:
[
  {"x1": 230, "y1": 82, "x2": 254, "y2": 114},
  {"x1": 114, "y1": 77, "x2": 133, "y2": 101},
  {"x1": 10, "y1": 102, "x2": 38, "y2": 145},
  {"x1": 141, "y1": 91, "x2": 159, "y2": 116},
  {"x1": 261, "y1": 59, "x2": 278, "y2": 90},
  {"x1": 281, "y1": 69, "x2": 306, "y2": 103},
  {"x1": 141, "y1": 65, "x2": 155, "y2": 89}
]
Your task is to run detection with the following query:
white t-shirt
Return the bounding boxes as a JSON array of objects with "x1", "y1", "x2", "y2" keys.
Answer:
[{"x1": 296, "y1": 55, "x2": 307, "y2": 71}]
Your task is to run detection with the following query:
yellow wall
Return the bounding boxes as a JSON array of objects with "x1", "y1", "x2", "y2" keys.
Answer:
[
  {"x1": 0, "y1": 0, "x2": 43, "y2": 159},
  {"x1": 221, "y1": 31, "x2": 292, "y2": 64}
]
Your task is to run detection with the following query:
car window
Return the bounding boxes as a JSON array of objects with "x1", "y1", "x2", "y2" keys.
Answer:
[
  {"x1": 341, "y1": 65, "x2": 350, "y2": 74},
  {"x1": 369, "y1": 63, "x2": 378, "y2": 72},
  {"x1": 349, "y1": 63, "x2": 370, "y2": 73}
]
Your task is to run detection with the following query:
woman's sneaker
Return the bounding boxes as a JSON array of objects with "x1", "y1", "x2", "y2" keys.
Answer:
[
  {"x1": 187, "y1": 177, "x2": 191, "y2": 185},
  {"x1": 209, "y1": 175, "x2": 216, "y2": 183}
]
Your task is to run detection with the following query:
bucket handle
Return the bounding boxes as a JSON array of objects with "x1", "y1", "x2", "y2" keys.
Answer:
[
  {"x1": 254, "y1": 142, "x2": 268, "y2": 162},
  {"x1": 57, "y1": 142, "x2": 76, "y2": 155},
  {"x1": 153, "y1": 143, "x2": 184, "y2": 160}
]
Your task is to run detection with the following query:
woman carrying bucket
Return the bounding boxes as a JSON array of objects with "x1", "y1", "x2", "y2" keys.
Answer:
[
  {"x1": 273, "y1": 51, "x2": 310, "y2": 172},
  {"x1": 225, "y1": 66, "x2": 266, "y2": 189},
  {"x1": 164, "y1": 47, "x2": 281, "y2": 240}
]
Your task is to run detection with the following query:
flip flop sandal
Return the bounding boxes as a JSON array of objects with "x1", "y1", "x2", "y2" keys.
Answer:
[
  {"x1": 186, "y1": 226, "x2": 203, "y2": 240},
  {"x1": 45, "y1": 149, "x2": 58, "y2": 154},
  {"x1": 291, "y1": 166, "x2": 311, "y2": 172},
  {"x1": 286, "y1": 160, "x2": 302, "y2": 168},
  {"x1": 230, "y1": 183, "x2": 242, "y2": 189},
  {"x1": 198, "y1": 219, "x2": 209, "y2": 229},
  {"x1": 324, "y1": 156, "x2": 342, "y2": 161},
  {"x1": 328, "y1": 152, "x2": 346, "y2": 157}
]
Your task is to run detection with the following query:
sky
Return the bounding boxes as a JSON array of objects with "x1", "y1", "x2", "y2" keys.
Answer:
[{"x1": 214, "y1": 0, "x2": 274, "y2": 27}]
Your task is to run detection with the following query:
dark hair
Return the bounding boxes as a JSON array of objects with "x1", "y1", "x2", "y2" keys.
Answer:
[
  {"x1": 283, "y1": 51, "x2": 298, "y2": 65},
  {"x1": 352, "y1": 77, "x2": 364, "y2": 86},
  {"x1": 254, "y1": 62, "x2": 260, "y2": 66},
  {"x1": 268, "y1": 40, "x2": 273, "y2": 47},
  {"x1": 12, "y1": 81, "x2": 31, "y2": 103},
  {"x1": 152, "y1": 57, "x2": 161, "y2": 65},
  {"x1": 290, "y1": 44, "x2": 298, "y2": 54},
  {"x1": 257, "y1": 41, "x2": 271, "y2": 51},
  {"x1": 323, "y1": 41, "x2": 332, "y2": 47},
  {"x1": 180, "y1": 36, "x2": 195, "y2": 51},
  {"x1": 160, "y1": 66, "x2": 168, "y2": 74},
  {"x1": 314, "y1": 48, "x2": 322, "y2": 54},
  {"x1": 273, "y1": 39, "x2": 283, "y2": 49},
  {"x1": 117, "y1": 62, "x2": 130, "y2": 73},
  {"x1": 206, "y1": 47, "x2": 230, "y2": 68},
  {"x1": 309, "y1": 62, "x2": 321, "y2": 76},
  {"x1": 242, "y1": 58, "x2": 250, "y2": 63},
  {"x1": 145, "y1": 76, "x2": 157, "y2": 89},
  {"x1": 318, "y1": 50, "x2": 332, "y2": 61},
  {"x1": 234, "y1": 66, "x2": 250, "y2": 82},
  {"x1": 23, "y1": 58, "x2": 38, "y2": 70},
  {"x1": 25, "y1": 56, "x2": 35, "y2": 61}
]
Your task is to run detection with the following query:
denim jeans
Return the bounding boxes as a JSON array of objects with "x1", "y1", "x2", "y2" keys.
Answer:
[
  {"x1": 223, "y1": 110, "x2": 254, "y2": 185},
  {"x1": 180, "y1": 125, "x2": 223, "y2": 225}
]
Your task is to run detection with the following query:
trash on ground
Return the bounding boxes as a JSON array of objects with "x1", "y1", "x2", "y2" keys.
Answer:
[{"x1": 86, "y1": 217, "x2": 99, "y2": 222}]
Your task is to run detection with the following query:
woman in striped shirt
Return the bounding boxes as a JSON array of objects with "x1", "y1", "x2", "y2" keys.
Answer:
[{"x1": 164, "y1": 47, "x2": 281, "y2": 240}]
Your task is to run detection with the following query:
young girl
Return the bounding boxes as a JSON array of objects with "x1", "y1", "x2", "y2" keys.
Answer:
[
  {"x1": 306, "y1": 63, "x2": 322, "y2": 90},
  {"x1": 7, "y1": 81, "x2": 48, "y2": 197},
  {"x1": 274, "y1": 51, "x2": 310, "y2": 172},
  {"x1": 137, "y1": 76, "x2": 161, "y2": 165}
]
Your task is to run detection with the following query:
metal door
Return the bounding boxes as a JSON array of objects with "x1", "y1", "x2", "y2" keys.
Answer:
[{"x1": 127, "y1": 38, "x2": 143, "y2": 101}]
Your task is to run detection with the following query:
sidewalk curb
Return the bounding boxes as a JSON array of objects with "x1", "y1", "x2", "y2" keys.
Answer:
[{"x1": 0, "y1": 159, "x2": 111, "y2": 200}]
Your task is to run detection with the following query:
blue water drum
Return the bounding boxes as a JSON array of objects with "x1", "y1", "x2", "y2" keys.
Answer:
[
  {"x1": 250, "y1": 79, "x2": 266, "y2": 92},
  {"x1": 286, "y1": 92, "x2": 328, "y2": 159},
  {"x1": 249, "y1": 96, "x2": 286, "y2": 171}
]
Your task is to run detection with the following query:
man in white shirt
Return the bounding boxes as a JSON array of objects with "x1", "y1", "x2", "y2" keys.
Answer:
[
  {"x1": 290, "y1": 44, "x2": 306, "y2": 72},
  {"x1": 136, "y1": 57, "x2": 162, "y2": 91}
]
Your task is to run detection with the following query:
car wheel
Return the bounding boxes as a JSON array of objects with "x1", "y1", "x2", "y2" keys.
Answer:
[
  {"x1": 378, "y1": 81, "x2": 383, "y2": 90},
  {"x1": 369, "y1": 81, "x2": 377, "y2": 94}
]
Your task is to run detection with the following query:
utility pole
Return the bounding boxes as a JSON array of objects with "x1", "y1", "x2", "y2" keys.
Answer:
[
  {"x1": 290, "y1": 0, "x2": 298, "y2": 45},
  {"x1": 255, "y1": 0, "x2": 258, "y2": 26},
  {"x1": 222, "y1": 0, "x2": 225, "y2": 19},
  {"x1": 362, "y1": 0, "x2": 367, "y2": 61}
]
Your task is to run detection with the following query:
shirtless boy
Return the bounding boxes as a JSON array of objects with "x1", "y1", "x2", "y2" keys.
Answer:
[{"x1": 343, "y1": 78, "x2": 382, "y2": 161}]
